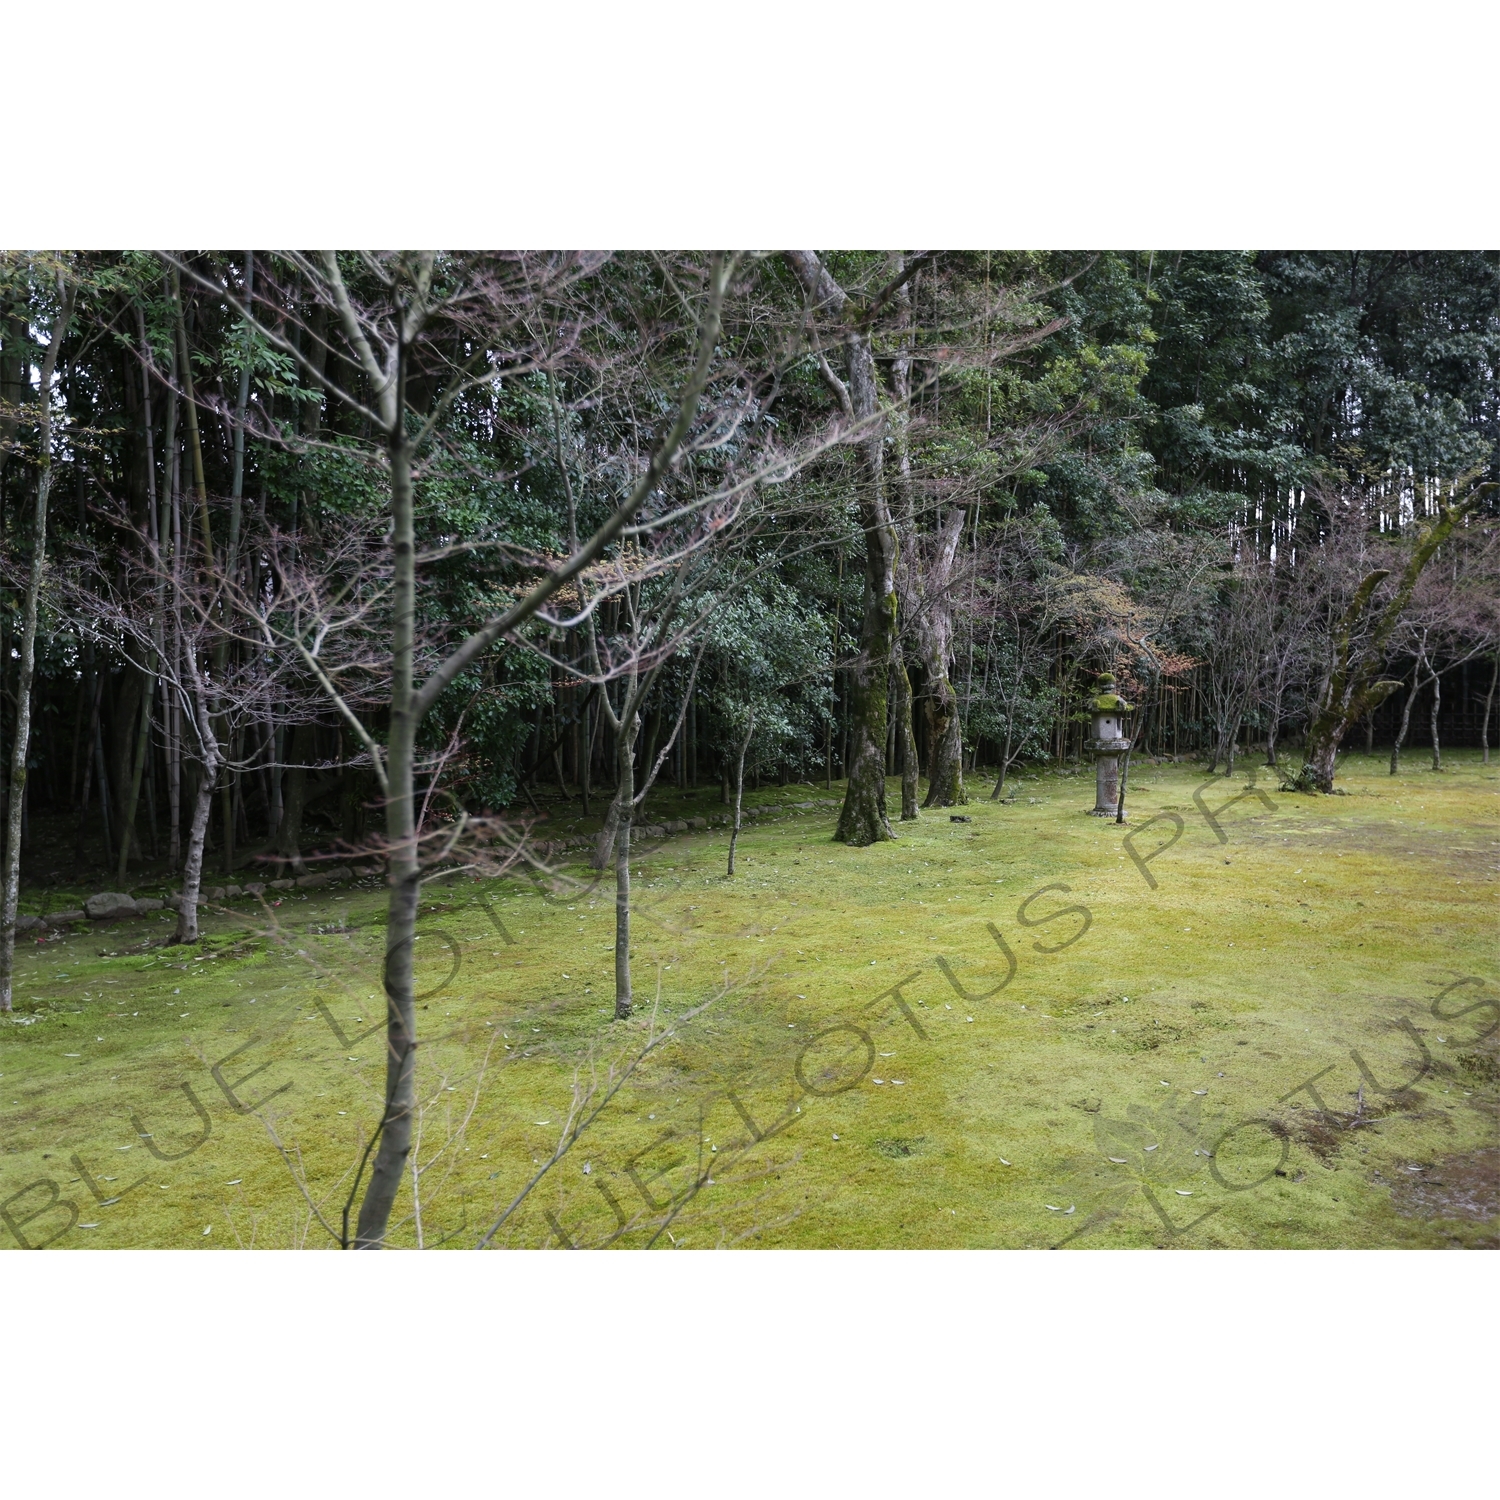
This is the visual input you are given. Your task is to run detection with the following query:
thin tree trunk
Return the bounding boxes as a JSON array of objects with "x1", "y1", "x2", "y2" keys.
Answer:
[
  {"x1": 1390, "y1": 653, "x2": 1423, "y2": 775},
  {"x1": 1, "y1": 278, "x2": 74, "y2": 1012},
  {"x1": 1482, "y1": 654, "x2": 1497, "y2": 765},
  {"x1": 172, "y1": 729, "x2": 218, "y2": 944},
  {"x1": 727, "y1": 711, "x2": 754, "y2": 876},
  {"x1": 275, "y1": 723, "x2": 311, "y2": 872},
  {"x1": 1429, "y1": 666, "x2": 1442, "y2": 772},
  {"x1": 826, "y1": 549, "x2": 842, "y2": 791},
  {"x1": 892, "y1": 648, "x2": 919, "y2": 819},
  {"x1": 164, "y1": 306, "x2": 183, "y2": 868},
  {"x1": 991, "y1": 700, "x2": 1017, "y2": 800},
  {"x1": 227, "y1": 251, "x2": 253, "y2": 572},
  {"x1": 167, "y1": 666, "x2": 182, "y2": 867},
  {"x1": 117, "y1": 320, "x2": 162, "y2": 882},
  {"x1": 76, "y1": 659, "x2": 102, "y2": 862},
  {"x1": 267, "y1": 721, "x2": 284, "y2": 840},
  {"x1": 356, "y1": 429, "x2": 420, "y2": 1248},
  {"x1": 887, "y1": 267, "x2": 920, "y2": 822},
  {"x1": 94, "y1": 708, "x2": 116, "y2": 868},
  {"x1": 612, "y1": 709, "x2": 636, "y2": 1019},
  {"x1": 117, "y1": 682, "x2": 155, "y2": 882},
  {"x1": 176, "y1": 276, "x2": 237, "y2": 876}
]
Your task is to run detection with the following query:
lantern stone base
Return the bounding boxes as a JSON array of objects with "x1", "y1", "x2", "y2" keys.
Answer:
[{"x1": 1091, "y1": 753, "x2": 1123, "y2": 817}]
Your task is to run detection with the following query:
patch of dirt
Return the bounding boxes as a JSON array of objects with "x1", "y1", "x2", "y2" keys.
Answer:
[
  {"x1": 1457, "y1": 1051, "x2": 1499, "y2": 1084},
  {"x1": 873, "y1": 1137, "x2": 926, "y2": 1159},
  {"x1": 1268, "y1": 1089, "x2": 1421, "y2": 1160},
  {"x1": 1378, "y1": 1148, "x2": 1499, "y2": 1222}
]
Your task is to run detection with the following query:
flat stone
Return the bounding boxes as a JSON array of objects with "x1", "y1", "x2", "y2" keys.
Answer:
[
  {"x1": 269, "y1": 879, "x2": 295, "y2": 891},
  {"x1": 85, "y1": 892, "x2": 139, "y2": 920},
  {"x1": 242, "y1": 882, "x2": 266, "y2": 897},
  {"x1": 48, "y1": 909, "x2": 86, "y2": 925},
  {"x1": 206, "y1": 887, "x2": 226, "y2": 901},
  {"x1": 15, "y1": 914, "x2": 44, "y2": 931},
  {"x1": 297, "y1": 873, "x2": 331, "y2": 888},
  {"x1": 134, "y1": 897, "x2": 164, "y2": 912},
  {"x1": 688, "y1": 817, "x2": 706, "y2": 829},
  {"x1": 223, "y1": 885, "x2": 242, "y2": 899}
]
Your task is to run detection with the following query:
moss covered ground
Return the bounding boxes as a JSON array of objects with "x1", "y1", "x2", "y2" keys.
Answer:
[{"x1": 2, "y1": 753, "x2": 1496, "y2": 1250}]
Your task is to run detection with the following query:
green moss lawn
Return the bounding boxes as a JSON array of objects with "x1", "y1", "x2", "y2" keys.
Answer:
[{"x1": 3, "y1": 753, "x2": 1495, "y2": 1250}]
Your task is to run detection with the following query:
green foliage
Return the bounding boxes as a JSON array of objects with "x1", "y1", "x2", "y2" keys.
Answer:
[{"x1": 700, "y1": 571, "x2": 834, "y2": 778}]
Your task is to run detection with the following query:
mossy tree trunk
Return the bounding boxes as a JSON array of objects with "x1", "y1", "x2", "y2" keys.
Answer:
[
  {"x1": 919, "y1": 508, "x2": 967, "y2": 808},
  {"x1": 786, "y1": 251, "x2": 899, "y2": 847}
]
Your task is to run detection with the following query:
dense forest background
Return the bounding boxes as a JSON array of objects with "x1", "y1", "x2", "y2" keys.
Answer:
[{"x1": 1, "y1": 251, "x2": 1497, "y2": 896}]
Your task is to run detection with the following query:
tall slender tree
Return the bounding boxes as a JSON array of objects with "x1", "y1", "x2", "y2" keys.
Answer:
[{"x1": 0, "y1": 261, "x2": 73, "y2": 1013}]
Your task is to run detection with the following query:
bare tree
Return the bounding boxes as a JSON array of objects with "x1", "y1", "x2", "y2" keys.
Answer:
[
  {"x1": 1296, "y1": 481, "x2": 1488, "y2": 794},
  {"x1": 171, "y1": 251, "x2": 748, "y2": 1246}
]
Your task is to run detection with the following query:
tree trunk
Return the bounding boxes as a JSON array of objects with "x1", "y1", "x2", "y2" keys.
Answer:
[
  {"x1": 275, "y1": 723, "x2": 312, "y2": 872},
  {"x1": 887, "y1": 265, "x2": 920, "y2": 823},
  {"x1": 1, "y1": 280, "x2": 73, "y2": 1013},
  {"x1": 172, "y1": 739, "x2": 218, "y2": 944},
  {"x1": 267, "y1": 722, "x2": 284, "y2": 840},
  {"x1": 612, "y1": 711, "x2": 636, "y2": 1020},
  {"x1": 94, "y1": 710, "x2": 116, "y2": 868},
  {"x1": 164, "y1": 335, "x2": 183, "y2": 869},
  {"x1": 1390, "y1": 655, "x2": 1422, "y2": 775},
  {"x1": 892, "y1": 649, "x2": 919, "y2": 820},
  {"x1": 172, "y1": 637, "x2": 226, "y2": 945},
  {"x1": 75, "y1": 660, "x2": 102, "y2": 863},
  {"x1": 1429, "y1": 667, "x2": 1442, "y2": 772},
  {"x1": 837, "y1": 569, "x2": 896, "y2": 845},
  {"x1": 116, "y1": 681, "x2": 155, "y2": 882},
  {"x1": 356, "y1": 431, "x2": 420, "y2": 1249},
  {"x1": 592, "y1": 698, "x2": 632, "y2": 871},
  {"x1": 785, "y1": 252, "x2": 896, "y2": 847},
  {"x1": 919, "y1": 509, "x2": 967, "y2": 807},
  {"x1": 991, "y1": 700, "x2": 1017, "y2": 800},
  {"x1": 727, "y1": 711, "x2": 754, "y2": 876},
  {"x1": 1482, "y1": 654, "x2": 1497, "y2": 766},
  {"x1": 118, "y1": 311, "x2": 163, "y2": 883}
]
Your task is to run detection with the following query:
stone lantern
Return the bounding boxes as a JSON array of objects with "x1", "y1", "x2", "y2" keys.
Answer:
[{"x1": 1088, "y1": 672, "x2": 1133, "y2": 817}]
